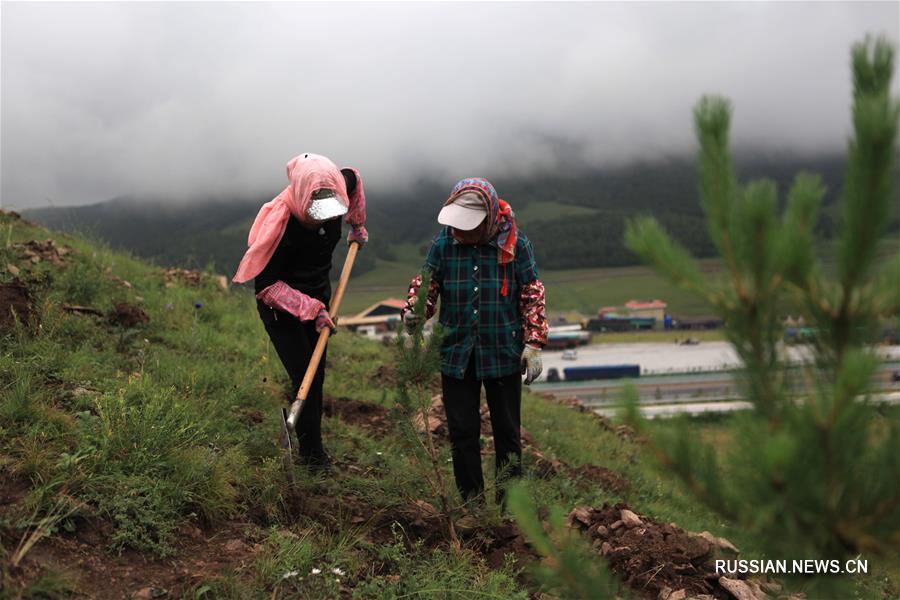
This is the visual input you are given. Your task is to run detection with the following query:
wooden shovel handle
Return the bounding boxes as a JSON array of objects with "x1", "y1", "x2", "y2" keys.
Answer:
[{"x1": 286, "y1": 242, "x2": 360, "y2": 429}]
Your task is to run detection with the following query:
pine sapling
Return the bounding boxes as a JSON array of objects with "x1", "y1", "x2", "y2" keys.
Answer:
[
  {"x1": 392, "y1": 272, "x2": 460, "y2": 549},
  {"x1": 623, "y1": 36, "x2": 900, "y2": 596}
]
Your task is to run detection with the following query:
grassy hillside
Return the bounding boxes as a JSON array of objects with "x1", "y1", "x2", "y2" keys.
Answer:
[
  {"x1": 1, "y1": 211, "x2": 896, "y2": 599},
  {"x1": 339, "y1": 258, "x2": 719, "y2": 318}
]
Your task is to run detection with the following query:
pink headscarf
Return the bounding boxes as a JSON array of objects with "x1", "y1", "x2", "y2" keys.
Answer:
[{"x1": 232, "y1": 153, "x2": 366, "y2": 284}]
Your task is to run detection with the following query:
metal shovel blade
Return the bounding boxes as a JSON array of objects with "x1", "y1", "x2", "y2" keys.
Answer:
[{"x1": 279, "y1": 407, "x2": 296, "y2": 486}]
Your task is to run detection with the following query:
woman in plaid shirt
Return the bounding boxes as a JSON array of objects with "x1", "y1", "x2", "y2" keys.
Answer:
[{"x1": 401, "y1": 177, "x2": 549, "y2": 505}]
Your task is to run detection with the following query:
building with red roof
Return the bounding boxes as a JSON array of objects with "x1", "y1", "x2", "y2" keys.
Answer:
[
  {"x1": 341, "y1": 298, "x2": 407, "y2": 336},
  {"x1": 624, "y1": 299, "x2": 667, "y2": 323}
]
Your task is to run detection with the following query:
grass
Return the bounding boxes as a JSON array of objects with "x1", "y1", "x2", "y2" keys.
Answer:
[
  {"x1": 1, "y1": 211, "x2": 896, "y2": 598},
  {"x1": 340, "y1": 233, "x2": 900, "y2": 318},
  {"x1": 514, "y1": 201, "x2": 599, "y2": 226},
  {"x1": 341, "y1": 255, "x2": 719, "y2": 318},
  {"x1": 589, "y1": 329, "x2": 727, "y2": 344}
]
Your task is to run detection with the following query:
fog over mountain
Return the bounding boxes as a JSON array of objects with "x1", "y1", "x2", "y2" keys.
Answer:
[{"x1": 2, "y1": 2, "x2": 897, "y2": 210}]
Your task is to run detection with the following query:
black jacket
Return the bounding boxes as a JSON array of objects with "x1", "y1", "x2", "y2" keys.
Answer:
[
  {"x1": 253, "y1": 168, "x2": 356, "y2": 321},
  {"x1": 254, "y1": 216, "x2": 342, "y2": 321}
]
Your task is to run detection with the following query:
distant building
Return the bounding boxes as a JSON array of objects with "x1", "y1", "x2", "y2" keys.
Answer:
[
  {"x1": 597, "y1": 306, "x2": 620, "y2": 318},
  {"x1": 591, "y1": 299, "x2": 666, "y2": 332},
  {"x1": 341, "y1": 298, "x2": 407, "y2": 336},
  {"x1": 624, "y1": 299, "x2": 668, "y2": 323}
]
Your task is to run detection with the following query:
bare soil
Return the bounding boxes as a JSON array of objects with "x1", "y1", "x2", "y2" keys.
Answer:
[
  {"x1": 5, "y1": 518, "x2": 262, "y2": 600},
  {"x1": 568, "y1": 502, "x2": 749, "y2": 599},
  {"x1": 108, "y1": 302, "x2": 150, "y2": 328},
  {"x1": 324, "y1": 396, "x2": 393, "y2": 437},
  {"x1": 0, "y1": 279, "x2": 38, "y2": 333}
]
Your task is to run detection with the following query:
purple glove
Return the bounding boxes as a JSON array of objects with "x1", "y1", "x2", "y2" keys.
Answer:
[
  {"x1": 256, "y1": 281, "x2": 324, "y2": 321},
  {"x1": 315, "y1": 308, "x2": 336, "y2": 334},
  {"x1": 348, "y1": 225, "x2": 368, "y2": 246}
]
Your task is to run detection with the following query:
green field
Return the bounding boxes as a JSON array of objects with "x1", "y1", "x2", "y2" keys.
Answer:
[
  {"x1": 341, "y1": 254, "x2": 719, "y2": 318},
  {"x1": 589, "y1": 328, "x2": 726, "y2": 344},
  {"x1": 513, "y1": 201, "x2": 599, "y2": 226},
  {"x1": 341, "y1": 236, "x2": 900, "y2": 319}
]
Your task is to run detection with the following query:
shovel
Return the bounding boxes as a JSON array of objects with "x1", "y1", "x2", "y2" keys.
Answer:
[{"x1": 280, "y1": 241, "x2": 361, "y2": 482}]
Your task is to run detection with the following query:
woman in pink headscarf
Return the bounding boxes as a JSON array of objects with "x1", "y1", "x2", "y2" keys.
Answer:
[{"x1": 234, "y1": 153, "x2": 367, "y2": 471}]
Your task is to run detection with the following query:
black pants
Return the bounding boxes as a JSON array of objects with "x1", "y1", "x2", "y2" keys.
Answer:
[
  {"x1": 441, "y1": 356, "x2": 522, "y2": 504},
  {"x1": 260, "y1": 306, "x2": 327, "y2": 458}
]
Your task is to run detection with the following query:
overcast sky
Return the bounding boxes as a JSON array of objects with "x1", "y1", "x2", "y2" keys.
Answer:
[{"x1": 1, "y1": 1, "x2": 897, "y2": 210}]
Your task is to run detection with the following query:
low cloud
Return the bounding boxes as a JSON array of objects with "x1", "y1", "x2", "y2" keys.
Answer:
[{"x1": 1, "y1": 1, "x2": 896, "y2": 209}]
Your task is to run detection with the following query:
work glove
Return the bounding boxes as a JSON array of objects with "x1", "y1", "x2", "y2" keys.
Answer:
[
  {"x1": 402, "y1": 310, "x2": 421, "y2": 335},
  {"x1": 256, "y1": 280, "x2": 324, "y2": 321},
  {"x1": 521, "y1": 345, "x2": 542, "y2": 385},
  {"x1": 315, "y1": 308, "x2": 337, "y2": 334},
  {"x1": 348, "y1": 224, "x2": 368, "y2": 247}
]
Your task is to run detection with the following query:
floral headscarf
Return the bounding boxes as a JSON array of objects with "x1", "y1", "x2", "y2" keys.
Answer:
[{"x1": 445, "y1": 177, "x2": 518, "y2": 295}]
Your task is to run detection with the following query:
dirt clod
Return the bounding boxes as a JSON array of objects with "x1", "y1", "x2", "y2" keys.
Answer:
[
  {"x1": 162, "y1": 268, "x2": 204, "y2": 287},
  {"x1": 621, "y1": 508, "x2": 643, "y2": 528},
  {"x1": 10, "y1": 239, "x2": 70, "y2": 266},
  {"x1": 0, "y1": 279, "x2": 38, "y2": 332},
  {"x1": 719, "y1": 576, "x2": 765, "y2": 600},
  {"x1": 372, "y1": 364, "x2": 397, "y2": 386},
  {"x1": 109, "y1": 302, "x2": 150, "y2": 328},
  {"x1": 324, "y1": 396, "x2": 393, "y2": 436},
  {"x1": 570, "y1": 463, "x2": 630, "y2": 493},
  {"x1": 132, "y1": 586, "x2": 167, "y2": 599},
  {"x1": 692, "y1": 531, "x2": 740, "y2": 558}
]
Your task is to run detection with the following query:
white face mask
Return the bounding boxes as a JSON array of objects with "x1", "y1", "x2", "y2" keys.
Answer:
[{"x1": 307, "y1": 188, "x2": 348, "y2": 222}]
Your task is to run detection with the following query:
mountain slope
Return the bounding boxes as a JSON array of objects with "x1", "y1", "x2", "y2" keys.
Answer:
[
  {"x1": 2, "y1": 210, "x2": 897, "y2": 598},
  {"x1": 24, "y1": 154, "x2": 860, "y2": 278},
  {"x1": 0, "y1": 210, "x2": 715, "y2": 598}
]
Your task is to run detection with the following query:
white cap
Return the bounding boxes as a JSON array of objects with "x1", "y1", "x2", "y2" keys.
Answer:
[
  {"x1": 437, "y1": 192, "x2": 486, "y2": 230},
  {"x1": 307, "y1": 188, "x2": 348, "y2": 222}
]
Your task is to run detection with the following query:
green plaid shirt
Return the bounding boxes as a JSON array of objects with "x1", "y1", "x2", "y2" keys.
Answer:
[{"x1": 424, "y1": 228, "x2": 540, "y2": 380}]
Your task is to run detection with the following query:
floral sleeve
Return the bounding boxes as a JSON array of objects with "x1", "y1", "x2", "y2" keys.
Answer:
[
  {"x1": 256, "y1": 280, "x2": 325, "y2": 321},
  {"x1": 519, "y1": 279, "x2": 548, "y2": 347},
  {"x1": 402, "y1": 274, "x2": 440, "y2": 320}
]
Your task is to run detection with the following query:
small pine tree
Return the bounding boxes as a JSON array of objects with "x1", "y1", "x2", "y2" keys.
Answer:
[
  {"x1": 392, "y1": 273, "x2": 460, "y2": 549},
  {"x1": 621, "y1": 36, "x2": 899, "y2": 596}
]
